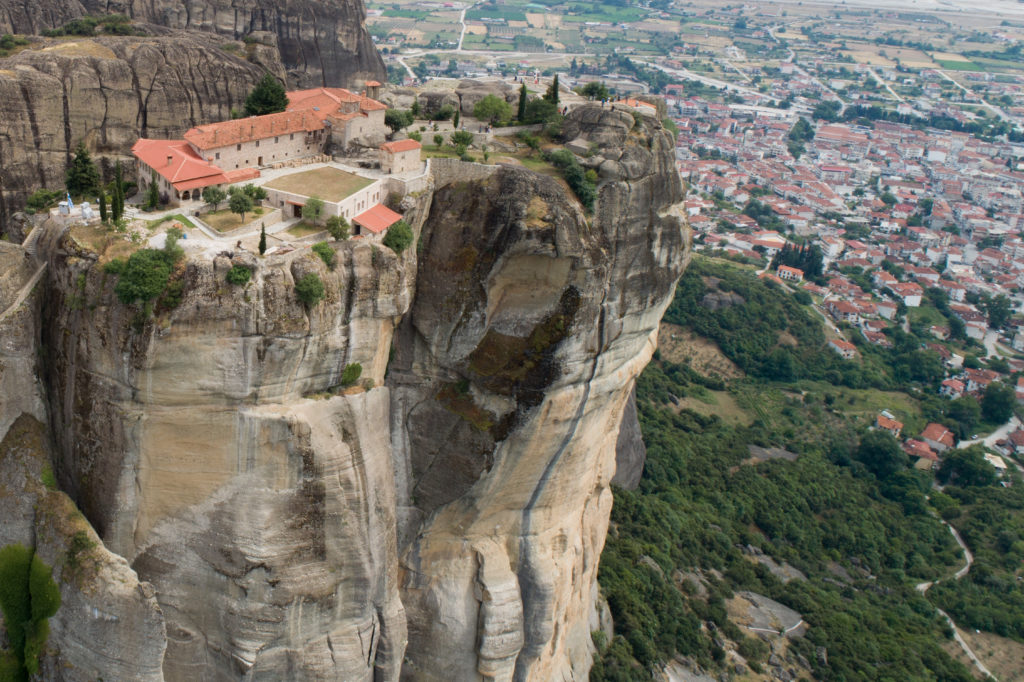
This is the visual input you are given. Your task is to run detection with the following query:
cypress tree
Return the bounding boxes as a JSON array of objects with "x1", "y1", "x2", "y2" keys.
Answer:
[
  {"x1": 544, "y1": 74, "x2": 559, "y2": 108},
  {"x1": 259, "y1": 222, "x2": 267, "y2": 256},
  {"x1": 146, "y1": 170, "x2": 160, "y2": 210},
  {"x1": 98, "y1": 190, "x2": 107, "y2": 223},
  {"x1": 111, "y1": 161, "x2": 124, "y2": 221},
  {"x1": 517, "y1": 82, "x2": 528, "y2": 123}
]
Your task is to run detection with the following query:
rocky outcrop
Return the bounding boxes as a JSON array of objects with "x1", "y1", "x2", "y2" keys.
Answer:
[
  {"x1": 455, "y1": 78, "x2": 517, "y2": 115},
  {"x1": 0, "y1": 0, "x2": 384, "y2": 89},
  {"x1": 612, "y1": 386, "x2": 645, "y2": 489},
  {"x1": 39, "y1": 228, "x2": 423, "y2": 679},
  {"x1": 0, "y1": 34, "x2": 271, "y2": 226},
  {"x1": 2, "y1": 103, "x2": 686, "y2": 680},
  {"x1": 0, "y1": 414, "x2": 167, "y2": 681},
  {"x1": 390, "y1": 106, "x2": 688, "y2": 680}
]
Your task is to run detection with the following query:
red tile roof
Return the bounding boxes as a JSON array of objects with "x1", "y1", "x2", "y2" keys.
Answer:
[
  {"x1": 132, "y1": 138, "x2": 227, "y2": 191},
  {"x1": 184, "y1": 110, "x2": 324, "y2": 150},
  {"x1": 920, "y1": 422, "x2": 954, "y2": 447},
  {"x1": 353, "y1": 203, "x2": 403, "y2": 234},
  {"x1": 381, "y1": 139, "x2": 422, "y2": 153}
]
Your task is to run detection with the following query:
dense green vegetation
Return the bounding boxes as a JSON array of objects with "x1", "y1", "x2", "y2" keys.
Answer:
[
  {"x1": 0, "y1": 544, "x2": 61, "y2": 681},
  {"x1": 930, "y1": 458, "x2": 1024, "y2": 641},
  {"x1": 591, "y1": 257, "x2": 1024, "y2": 680},
  {"x1": 545, "y1": 149, "x2": 597, "y2": 211}
]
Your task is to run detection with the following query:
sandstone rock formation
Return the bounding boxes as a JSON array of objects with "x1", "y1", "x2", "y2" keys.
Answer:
[
  {"x1": 390, "y1": 107, "x2": 687, "y2": 680},
  {"x1": 0, "y1": 103, "x2": 687, "y2": 680},
  {"x1": 0, "y1": 34, "x2": 272, "y2": 227},
  {"x1": 0, "y1": 0, "x2": 384, "y2": 89},
  {"x1": 455, "y1": 78, "x2": 517, "y2": 115}
]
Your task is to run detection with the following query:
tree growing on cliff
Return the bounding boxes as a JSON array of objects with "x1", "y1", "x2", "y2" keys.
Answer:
[
  {"x1": 259, "y1": 223, "x2": 267, "y2": 255},
  {"x1": 244, "y1": 72, "x2": 288, "y2": 116},
  {"x1": 66, "y1": 142, "x2": 100, "y2": 198},
  {"x1": 295, "y1": 272, "x2": 325, "y2": 307},
  {"x1": 382, "y1": 220, "x2": 413, "y2": 254}
]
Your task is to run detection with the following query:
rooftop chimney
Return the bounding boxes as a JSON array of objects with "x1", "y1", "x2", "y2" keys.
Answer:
[{"x1": 167, "y1": 155, "x2": 173, "y2": 166}]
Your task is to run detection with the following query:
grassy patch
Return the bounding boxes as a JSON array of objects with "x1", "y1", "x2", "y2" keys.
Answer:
[
  {"x1": 286, "y1": 221, "x2": 325, "y2": 238},
  {"x1": 937, "y1": 59, "x2": 982, "y2": 72},
  {"x1": 198, "y1": 209, "x2": 246, "y2": 233},
  {"x1": 147, "y1": 213, "x2": 196, "y2": 230}
]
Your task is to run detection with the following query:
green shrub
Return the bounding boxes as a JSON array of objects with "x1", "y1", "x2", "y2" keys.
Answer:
[
  {"x1": 312, "y1": 241, "x2": 336, "y2": 269},
  {"x1": 382, "y1": 220, "x2": 413, "y2": 254},
  {"x1": 295, "y1": 273, "x2": 325, "y2": 307},
  {"x1": 112, "y1": 249, "x2": 173, "y2": 305},
  {"x1": 103, "y1": 258, "x2": 127, "y2": 275},
  {"x1": 326, "y1": 215, "x2": 349, "y2": 241},
  {"x1": 0, "y1": 544, "x2": 61, "y2": 680},
  {"x1": 341, "y1": 363, "x2": 362, "y2": 386},
  {"x1": 25, "y1": 189, "x2": 62, "y2": 213},
  {"x1": 226, "y1": 265, "x2": 252, "y2": 286},
  {"x1": 545, "y1": 149, "x2": 596, "y2": 210}
]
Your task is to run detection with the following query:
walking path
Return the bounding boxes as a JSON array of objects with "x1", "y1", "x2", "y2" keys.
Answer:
[
  {"x1": 0, "y1": 263, "x2": 46, "y2": 326},
  {"x1": 915, "y1": 521, "x2": 994, "y2": 679}
]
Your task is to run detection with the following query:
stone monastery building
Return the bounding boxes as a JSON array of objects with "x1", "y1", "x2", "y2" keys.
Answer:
[{"x1": 132, "y1": 84, "x2": 388, "y2": 201}]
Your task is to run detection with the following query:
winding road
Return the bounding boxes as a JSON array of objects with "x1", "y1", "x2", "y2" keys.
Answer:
[{"x1": 916, "y1": 521, "x2": 994, "y2": 679}]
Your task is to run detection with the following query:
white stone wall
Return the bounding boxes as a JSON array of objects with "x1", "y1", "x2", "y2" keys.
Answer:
[
  {"x1": 194, "y1": 129, "x2": 327, "y2": 171},
  {"x1": 266, "y1": 178, "x2": 386, "y2": 222}
]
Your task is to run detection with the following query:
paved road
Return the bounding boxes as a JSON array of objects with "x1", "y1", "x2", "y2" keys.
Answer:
[
  {"x1": 956, "y1": 415, "x2": 1020, "y2": 450},
  {"x1": 937, "y1": 70, "x2": 1014, "y2": 123},
  {"x1": 456, "y1": 2, "x2": 476, "y2": 51}
]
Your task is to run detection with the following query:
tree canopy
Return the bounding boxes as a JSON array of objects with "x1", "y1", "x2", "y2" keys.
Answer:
[
  {"x1": 473, "y1": 94, "x2": 511, "y2": 125},
  {"x1": 65, "y1": 142, "x2": 100, "y2": 197},
  {"x1": 244, "y1": 73, "x2": 288, "y2": 116}
]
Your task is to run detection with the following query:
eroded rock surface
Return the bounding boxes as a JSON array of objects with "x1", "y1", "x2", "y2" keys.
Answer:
[
  {"x1": 390, "y1": 107, "x2": 688, "y2": 681},
  {"x1": 0, "y1": 0, "x2": 384, "y2": 89},
  {"x1": 1, "y1": 103, "x2": 687, "y2": 680}
]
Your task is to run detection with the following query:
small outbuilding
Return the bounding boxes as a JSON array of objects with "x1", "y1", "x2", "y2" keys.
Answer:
[{"x1": 380, "y1": 139, "x2": 422, "y2": 174}]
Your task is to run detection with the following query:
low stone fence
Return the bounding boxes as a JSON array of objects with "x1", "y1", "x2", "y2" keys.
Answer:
[{"x1": 429, "y1": 157, "x2": 499, "y2": 188}]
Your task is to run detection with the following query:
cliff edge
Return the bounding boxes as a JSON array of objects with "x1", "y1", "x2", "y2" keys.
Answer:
[{"x1": 0, "y1": 103, "x2": 688, "y2": 680}]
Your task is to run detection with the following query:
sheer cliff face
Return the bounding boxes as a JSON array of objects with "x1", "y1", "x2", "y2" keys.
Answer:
[
  {"x1": 0, "y1": 0, "x2": 384, "y2": 88},
  {"x1": 0, "y1": 34, "x2": 269, "y2": 227},
  {"x1": 41, "y1": 236, "x2": 418, "y2": 679},
  {"x1": 390, "y1": 108, "x2": 688, "y2": 680},
  {"x1": 14, "y1": 105, "x2": 687, "y2": 680}
]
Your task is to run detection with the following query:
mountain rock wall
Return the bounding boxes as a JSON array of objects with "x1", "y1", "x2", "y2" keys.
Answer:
[
  {"x1": 1, "y1": 104, "x2": 687, "y2": 680},
  {"x1": 0, "y1": 0, "x2": 384, "y2": 88},
  {"x1": 390, "y1": 107, "x2": 688, "y2": 680}
]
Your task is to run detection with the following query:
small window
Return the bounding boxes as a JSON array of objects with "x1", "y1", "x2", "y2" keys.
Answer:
[
  {"x1": 290, "y1": 133, "x2": 294, "y2": 140},
  {"x1": 275, "y1": 137, "x2": 279, "y2": 143},
  {"x1": 215, "y1": 152, "x2": 220, "y2": 160},
  {"x1": 255, "y1": 140, "x2": 260, "y2": 148},
  {"x1": 236, "y1": 144, "x2": 241, "y2": 151}
]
